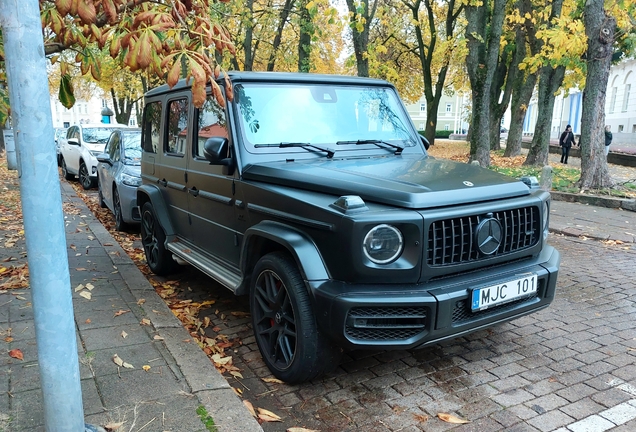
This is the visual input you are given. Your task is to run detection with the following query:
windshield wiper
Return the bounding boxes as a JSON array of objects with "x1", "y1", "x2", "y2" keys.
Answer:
[
  {"x1": 336, "y1": 139, "x2": 404, "y2": 155},
  {"x1": 254, "y1": 142, "x2": 335, "y2": 158}
]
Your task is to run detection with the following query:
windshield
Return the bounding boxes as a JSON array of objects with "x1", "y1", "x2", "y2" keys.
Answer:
[
  {"x1": 234, "y1": 83, "x2": 418, "y2": 154},
  {"x1": 122, "y1": 132, "x2": 142, "y2": 164},
  {"x1": 82, "y1": 127, "x2": 119, "y2": 144}
]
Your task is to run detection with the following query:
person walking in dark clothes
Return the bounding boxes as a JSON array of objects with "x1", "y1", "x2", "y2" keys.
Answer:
[{"x1": 559, "y1": 125, "x2": 575, "y2": 164}]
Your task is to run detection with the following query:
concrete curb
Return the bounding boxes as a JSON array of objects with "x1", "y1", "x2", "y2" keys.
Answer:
[
  {"x1": 550, "y1": 191, "x2": 636, "y2": 212},
  {"x1": 61, "y1": 182, "x2": 263, "y2": 432}
]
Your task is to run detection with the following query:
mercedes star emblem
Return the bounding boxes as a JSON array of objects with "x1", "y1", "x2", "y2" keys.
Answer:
[{"x1": 475, "y1": 217, "x2": 503, "y2": 255}]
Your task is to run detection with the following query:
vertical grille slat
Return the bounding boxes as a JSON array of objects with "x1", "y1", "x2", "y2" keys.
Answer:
[{"x1": 427, "y1": 206, "x2": 540, "y2": 267}]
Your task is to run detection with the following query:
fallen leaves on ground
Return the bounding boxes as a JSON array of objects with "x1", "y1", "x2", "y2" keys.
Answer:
[
  {"x1": 0, "y1": 264, "x2": 29, "y2": 289},
  {"x1": 262, "y1": 377, "x2": 284, "y2": 384},
  {"x1": 112, "y1": 354, "x2": 134, "y2": 369},
  {"x1": 113, "y1": 309, "x2": 130, "y2": 317},
  {"x1": 103, "y1": 421, "x2": 125, "y2": 431},
  {"x1": 413, "y1": 413, "x2": 429, "y2": 423},
  {"x1": 257, "y1": 407, "x2": 282, "y2": 422},
  {"x1": 69, "y1": 175, "x2": 244, "y2": 378},
  {"x1": 8, "y1": 348, "x2": 23, "y2": 360},
  {"x1": 437, "y1": 413, "x2": 470, "y2": 424},
  {"x1": 243, "y1": 400, "x2": 257, "y2": 418}
]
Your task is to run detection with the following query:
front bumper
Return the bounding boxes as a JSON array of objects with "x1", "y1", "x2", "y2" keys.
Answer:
[{"x1": 310, "y1": 245, "x2": 560, "y2": 350}]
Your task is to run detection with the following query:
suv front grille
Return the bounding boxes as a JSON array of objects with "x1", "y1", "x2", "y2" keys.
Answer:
[
  {"x1": 345, "y1": 306, "x2": 427, "y2": 341},
  {"x1": 427, "y1": 206, "x2": 540, "y2": 266}
]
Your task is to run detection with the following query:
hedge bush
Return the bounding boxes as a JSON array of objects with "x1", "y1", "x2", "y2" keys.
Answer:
[{"x1": 418, "y1": 130, "x2": 453, "y2": 139}]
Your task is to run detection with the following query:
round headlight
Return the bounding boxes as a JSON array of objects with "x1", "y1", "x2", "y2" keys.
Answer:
[{"x1": 363, "y1": 224, "x2": 404, "y2": 264}]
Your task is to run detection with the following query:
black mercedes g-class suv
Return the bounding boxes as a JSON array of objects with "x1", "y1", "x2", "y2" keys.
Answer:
[{"x1": 138, "y1": 72, "x2": 560, "y2": 383}]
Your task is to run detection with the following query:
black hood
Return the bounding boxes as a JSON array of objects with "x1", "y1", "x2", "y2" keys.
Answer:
[{"x1": 242, "y1": 155, "x2": 530, "y2": 209}]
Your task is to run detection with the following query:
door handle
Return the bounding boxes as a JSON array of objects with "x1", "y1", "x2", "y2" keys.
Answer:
[
  {"x1": 188, "y1": 187, "x2": 199, "y2": 197},
  {"x1": 158, "y1": 179, "x2": 167, "y2": 187}
]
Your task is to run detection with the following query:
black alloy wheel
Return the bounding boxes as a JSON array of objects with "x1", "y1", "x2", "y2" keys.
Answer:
[
  {"x1": 113, "y1": 188, "x2": 127, "y2": 231},
  {"x1": 250, "y1": 252, "x2": 341, "y2": 383},
  {"x1": 61, "y1": 158, "x2": 74, "y2": 181},
  {"x1": 140, "y1": 202, "x2": 176, "y2": 276},
  {"x1": 79, "y1": 162, "x2": 95, "y2": 190}
]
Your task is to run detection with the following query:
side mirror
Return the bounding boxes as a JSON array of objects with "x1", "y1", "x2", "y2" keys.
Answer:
[
  {"x1": 68, "y1": 138, "x2": 80, "y2": 146},
  {"x1": 96, "y1": 153, "x2": 112, "y2": 165},
  {"x1": 420, "y1": 135, "x2": 430, "y2": 150},
  {"x1": 203, "y1": 137, "x2": 230, "y2": 164}
]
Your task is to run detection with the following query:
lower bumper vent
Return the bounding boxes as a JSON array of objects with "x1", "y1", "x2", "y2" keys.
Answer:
[{"x1": 345, "y1": 306, "x2": 427, "y2": 341}]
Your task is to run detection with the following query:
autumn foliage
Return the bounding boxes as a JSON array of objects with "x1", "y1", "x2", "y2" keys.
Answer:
[{"x1": 41, "y1": 0, "x2": 234, "y2": 107}]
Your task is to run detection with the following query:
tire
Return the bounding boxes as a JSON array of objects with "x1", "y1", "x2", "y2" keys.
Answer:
[
  {"x1": 250, "y1": 252, "x2": 341, "y2": 383},
  {"x1": 61, "y1": 158, "x2": 74, "y2": 181},
  {"x1": 140, "y1": 202, "x2": 177, "y2": 276},
  {"x1": 97, "y1": 178, "x2": 106, "y2": 208},
  {"x1": 113, "y1": 187, "x2": 127, "y2": 231},
  {"x1": 79, "y1": 161, "x2": 95, "y2": 190}
]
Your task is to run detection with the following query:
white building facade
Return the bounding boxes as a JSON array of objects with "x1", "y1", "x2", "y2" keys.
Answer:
[
  {"x1": 404, "y1": 92, "x2": 470, "y2": 134},
  {"x1": 523, "y1": 58, "x2": 636, "y2": 144}
]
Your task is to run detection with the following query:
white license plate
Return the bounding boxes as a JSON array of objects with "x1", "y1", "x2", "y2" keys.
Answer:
[{"x1": 471, "y1": 274, "x2": 538, "y2": 311}]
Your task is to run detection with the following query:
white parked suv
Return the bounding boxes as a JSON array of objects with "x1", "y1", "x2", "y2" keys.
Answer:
[{"x1": 59, "y1": 123, "x2": 128, "y2": 189}]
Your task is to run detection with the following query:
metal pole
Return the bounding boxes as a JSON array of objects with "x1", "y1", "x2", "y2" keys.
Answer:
[{"x1": 0, "y1": 1, "x2": 86, "y2": 431}]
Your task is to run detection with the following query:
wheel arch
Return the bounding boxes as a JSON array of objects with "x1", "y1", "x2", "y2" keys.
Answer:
[
  {"x1": 137, "y1": 184, "x2": 175, "y2": 237},
  {"x1": 238, "y1": 221, "x2": 330, "y2": 296}
]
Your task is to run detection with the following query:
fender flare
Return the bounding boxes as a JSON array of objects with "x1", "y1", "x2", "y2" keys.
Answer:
[
  {"x1": 241, "y1": 221, "x2": 330, "y2": 283},
  {"x1": 136, "y1": 184, "x2": 175, "y2": 237}
]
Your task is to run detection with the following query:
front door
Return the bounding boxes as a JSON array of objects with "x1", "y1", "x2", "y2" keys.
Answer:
[{"x1": 186, "y1": 95, "x2": 241, "y2": 267}]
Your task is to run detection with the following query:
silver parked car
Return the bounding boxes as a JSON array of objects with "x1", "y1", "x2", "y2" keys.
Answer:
[{"x1": 96, "y1": 129, "x2": 142, "y2": 231}]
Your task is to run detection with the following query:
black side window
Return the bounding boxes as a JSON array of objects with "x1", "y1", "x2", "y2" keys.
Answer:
[
  {"x1": 166, "y1": 98, "x2": 189, "y2": 156},
  {"x1": 109, "y1": 134, "x2": 121, "y2": 162},
  {"x1": 69, "y1": 127, "x2": 79, "y2": 140},
  {"x1": 142, "y1": 101, "x2": 162, "y2": 153},
  {"x1": 195, "y1": 95, "x2": 227, "y2": 158}
]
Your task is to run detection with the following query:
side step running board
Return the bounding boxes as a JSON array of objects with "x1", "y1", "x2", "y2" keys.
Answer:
[{"x1": 167, "y1": 242, "x2": 242, "y2": 292}]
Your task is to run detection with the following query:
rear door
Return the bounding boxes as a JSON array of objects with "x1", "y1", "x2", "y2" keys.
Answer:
[{"x1": 158, "y1": 93, "x2": 192, "y2": 240}]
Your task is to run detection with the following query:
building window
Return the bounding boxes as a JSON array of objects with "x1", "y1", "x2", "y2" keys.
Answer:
[
  {"x1": 632, "y1": 125, "x2": 636, "y2": 133},
  {"x1": 610, "y1": 87, "x2": 617, "y2": 113},
  {"x1": 420, "y1": 103, "x2": 426, "y2": 112},
  {"x1": 418, "y1": 122, "x2": 425, "y2": 130},
  {"x1": 446, "y1": 103, "x2": 452, "y2": 116},
  {"x1": 623, "y1": 84, "x2": 631, "y2": 112},
  {"x1": 618, "y1": 125, "x2": 624, "y2": 132},
  {"x1": 444, "y1": 124, "x2": 449, "y2": 131}
]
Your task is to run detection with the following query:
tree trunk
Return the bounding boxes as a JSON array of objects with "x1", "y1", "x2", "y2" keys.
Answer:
[
  {"x1": 267, "y1": 0, "x2": 294, "y2": 71},
  {"x1": 346, "y1": 0, "x2": 378, "y2": 77},
  {"x1": 504, "y1": 73, "x2": 536, "y2": 157},
  {"x1": 406, "y1": 0, "x2": 463, "y2": 147},
  {"x1": 504, "y1": 0, "x2": 536, "y2": 157},
  {"x1": 243, "y1": 0, "x2": 255, "y2": 71},
  {"x1": 110, "y1": 88, "x2": 134, "y2": 126},
  {"x1": 523, "y1": 65, "x2": 565, "y2": 166},
  {"x1": 578, "y1": 0, "x2": 614, "y2": 189},
  {"x1": 521, "y1": 0, "x2": 565, "y2": 166},
  {"x1": 298, "y1": 0, "x2": 312, "y2": 73},
  {"x1": 465, "y1": 0, "x2": 506, "y2": 166}
]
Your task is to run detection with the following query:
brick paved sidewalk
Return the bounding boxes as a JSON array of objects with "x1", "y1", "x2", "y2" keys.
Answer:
[{"x1": 0, "y1": 181, "x2": 261, "y2": 432}]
